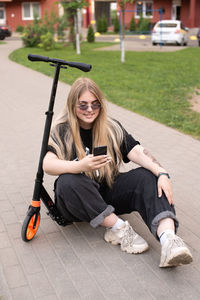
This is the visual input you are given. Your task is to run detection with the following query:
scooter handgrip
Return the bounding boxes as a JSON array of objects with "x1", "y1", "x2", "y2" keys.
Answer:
[
  {"x1": 28, "y1": 54, "x2": 50, "y2": 63},
  {"x1": 67, "y1": 61, "x2": 92, "y2": 72}
]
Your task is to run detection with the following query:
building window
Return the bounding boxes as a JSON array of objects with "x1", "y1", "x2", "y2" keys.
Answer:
[
  {"x1": 135, "y1": 1, "x2": 153, "y2": 18},
  {"x1": 22, "y1": 2, "x2": 41, "y2": 20}
]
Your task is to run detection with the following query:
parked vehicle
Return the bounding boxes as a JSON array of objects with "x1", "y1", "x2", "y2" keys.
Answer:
[
  {"x1": 151, "y1": 20, "x2": 188, "y2": 46},
  {"x1": 0, "y1": 25, "x2": 11, "y2": 40}
]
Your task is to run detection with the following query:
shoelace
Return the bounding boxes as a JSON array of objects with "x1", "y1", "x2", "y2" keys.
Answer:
[
  {"x1": 122, "y1": 224, "x2": 137, "y2": 245},
  {"x1": 168, "y1": 236, "x2": 185, "y2": 249}
]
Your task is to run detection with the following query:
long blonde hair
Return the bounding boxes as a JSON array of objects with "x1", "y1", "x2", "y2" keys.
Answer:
[{"x1": 49, "y1": 77, "x2": 124, "y2": 187}]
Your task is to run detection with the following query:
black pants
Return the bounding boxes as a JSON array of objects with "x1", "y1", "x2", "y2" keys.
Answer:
[{"x1": 55, "y1": 167, "x2": 178, "y2": 239}]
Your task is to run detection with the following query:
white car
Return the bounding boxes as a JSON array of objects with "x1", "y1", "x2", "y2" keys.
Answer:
[{"x1": 151, "y1": 20, "x2": 188, "y2": 46}]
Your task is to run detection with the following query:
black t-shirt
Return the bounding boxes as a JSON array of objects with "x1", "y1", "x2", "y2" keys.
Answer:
[{"x1": 48, "y1": 121, "x2": 140, "y2": 163}]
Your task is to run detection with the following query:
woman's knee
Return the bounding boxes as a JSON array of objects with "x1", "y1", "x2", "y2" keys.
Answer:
[
  {"x1": 132, "y1": 167, "x2": 156, "y2": 184},
  {"x1": 56, "y1": 173, "x2": 84, "y2": 192},
  {"x1": 56, "y1": 173, "x2": 98, "y2": 194}
]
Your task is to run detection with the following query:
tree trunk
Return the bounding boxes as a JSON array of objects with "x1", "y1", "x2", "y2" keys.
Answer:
[
  {"x1": 74, "y1": 14, "x2": 80, "y2": 55},
  {"x1": 120, "y1": 9, "x2": 125, "y2": 63}
]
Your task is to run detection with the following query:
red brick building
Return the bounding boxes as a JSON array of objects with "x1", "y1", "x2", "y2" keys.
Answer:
[
  {"x1": 0, "y1": 0, "x2": 199, "y2": 32},
  {"x1": 0, "y1": 0, "x2": 59, "y2": 31},
  {"x1": 119, "y1": 0, "x2": 200, "y2": 29},
  {"x1": 83, "y1": 0, "x2": 200, "y2": 29}
]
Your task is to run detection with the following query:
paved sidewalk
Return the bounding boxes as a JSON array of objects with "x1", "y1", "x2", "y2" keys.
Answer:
[{"x1": 0, "y1": 38, "x2": 200, "y2": 300}]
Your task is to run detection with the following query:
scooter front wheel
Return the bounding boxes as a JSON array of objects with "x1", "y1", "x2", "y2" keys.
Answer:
[{"x1": 21, "y1": 213, "x2": 40, "y2": 242}]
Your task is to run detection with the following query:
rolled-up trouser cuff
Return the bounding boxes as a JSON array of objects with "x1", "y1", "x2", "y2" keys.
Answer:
[
  {"x1": 151, "y1": 211, "x2": 179, "y2": 240},
  {"x1": 90, "y1": 205, "x2": 115, "y2": 228}
]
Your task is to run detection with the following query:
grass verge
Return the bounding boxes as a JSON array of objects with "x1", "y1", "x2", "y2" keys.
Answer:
[{"x1": 9, "y1": 42, "x2": 200, "y2": 139}]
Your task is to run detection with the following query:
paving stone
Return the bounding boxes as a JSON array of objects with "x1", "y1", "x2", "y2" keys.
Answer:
[
  {"x1": 44, "y1": 261, "x2": 81, "y2": 300},
  {"x1": 15, "y1": 247, "x2": 44, "y2": 275},
  {"x1": 37, "y1": 295, "x2": 59, "y2": 300},
  {"x1": 27, "y1": 272, "x2": 54, "y2": 298},
  {"x1": 31, "y1": 237, "x2": 60, "y2": 267},
  {"x1": 1, "y1": 211, "x2": 19, "y2": 226},
  {"x1": 10, "y1": 285, "x2": 34, "y2": 300},
  {"x1": 0, "y1": 219, "x2": 6, "y2": 233},
  {"x1": 0, "y1": 232, "x2": 12, "y2": 249},
  {"x1": 46, "y1": 231, "x2": 70, "y2": 249},
  {"x1": 0, "y1": 265, "x2": 12, "y2": 300},
  {"x1": 39, "y1": 217, "x2": 60, "y2": 234},
  {"x1": 0, "y1": 201, "x2": 13, "y2": 213},
  {"x1": 4, "y1": 265, "x2": 27, "y2": 289},
  {"x1": 0, "y1": 248, "x2": 19, "y2": 267}
]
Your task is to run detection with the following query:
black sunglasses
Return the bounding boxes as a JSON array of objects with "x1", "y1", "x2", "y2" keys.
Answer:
[{"x1": 77, "y1": 102, "x2": 101, "y2": 111}]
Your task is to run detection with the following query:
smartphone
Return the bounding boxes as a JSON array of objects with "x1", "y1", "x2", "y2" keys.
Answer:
[{"x1": 93, "y1": 146, "x2": 107, "y2": 156}]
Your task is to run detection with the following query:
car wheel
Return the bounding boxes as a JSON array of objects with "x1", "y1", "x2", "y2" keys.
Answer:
[
  {"x1": 0, "y1": 36, "x2": 5, "y2": 40},
  {"x1": 152, "y1": 42, "x2": 157, "y2": 46}
]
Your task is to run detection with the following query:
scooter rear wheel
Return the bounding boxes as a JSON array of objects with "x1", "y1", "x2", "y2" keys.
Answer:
[{"x1": 21, "y1": 213, "x2": 40, "y2": 242}]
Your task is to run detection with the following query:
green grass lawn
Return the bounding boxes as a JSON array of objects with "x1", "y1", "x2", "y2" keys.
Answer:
[{"x1": 9, "y1": 42, "x2": 200, "y2": 139}]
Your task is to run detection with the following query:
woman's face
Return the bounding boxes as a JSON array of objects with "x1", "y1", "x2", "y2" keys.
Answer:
[{"x1": 75, "y1": 90, "x2": 101, "y2": 129}]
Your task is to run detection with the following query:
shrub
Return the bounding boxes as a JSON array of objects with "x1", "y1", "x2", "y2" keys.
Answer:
[
  {"x1": 43, "y1": 10, "x2": 57, "y2": 35},
  {"x1": 21, "y1": 20, "x2": 43, "y2": 47},
  {"x1": 16, "y1": 25, "x2": 24, "y2": 33},
  {"x1": 38, "y1": 32, "x2": 55, "y2": 50},
  {"x1": 69, "y1": 25, "x2": 76, "y2": 48},
  {"x1": 21, "y1": 10, "x2": 67, "y2": 47},
  {"x1": 97, "y1": 16, "x2": 108, "y2": 33},
  {"x1": 137, "y1": 16, "x2": 150, "y2": 33},
  {"x1": 87, "y1": 25, "x2": 95, "y2": 43},
  {"x1": 57, "y1": 15, "x2": 68, "y2": 42},
  {"x1": 129, "y1": 16, "x2": 136, "y2": 32},
  {"x1": 102, "y1": 16, "x2": 108, "y2": 33},
  {"x1": 97, "y1": 17, "x2": 103, "y2": 33},
  {"x1": 114, "y1": 15, "x2": 119, "y2": 33}
]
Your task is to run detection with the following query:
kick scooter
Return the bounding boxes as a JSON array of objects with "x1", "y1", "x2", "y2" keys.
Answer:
[{"x1": 21, "y1": 54, "x2": 92, "y2": 242}]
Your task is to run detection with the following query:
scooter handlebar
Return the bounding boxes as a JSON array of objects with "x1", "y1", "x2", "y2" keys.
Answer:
[
  {"x1": 28, "y1": 54, "x2": 92, "y2": 72},
  {"x1": 28, "y1": 54, "x2": 49, "y2": 63}
]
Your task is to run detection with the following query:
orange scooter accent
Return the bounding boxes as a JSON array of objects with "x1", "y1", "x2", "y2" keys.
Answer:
[
  {"x1": 31, "y1": 200, "x2": 41, "y2": 207},
  {"x1": 26, "y1": 214, "x2": 41, "y2": 241}
]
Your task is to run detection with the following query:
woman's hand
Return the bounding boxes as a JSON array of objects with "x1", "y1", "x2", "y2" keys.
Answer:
[
  {"x1": 158, "y1": 175, "x2": 173, "y2": 205},
  {"x1": 79, "y1": 154, "x2": 111, "y2": 173}
]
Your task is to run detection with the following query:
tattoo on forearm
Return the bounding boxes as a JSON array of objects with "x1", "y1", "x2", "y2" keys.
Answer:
[{"x1": 143, "y1": 149, "x2": 163, "y2": 168}]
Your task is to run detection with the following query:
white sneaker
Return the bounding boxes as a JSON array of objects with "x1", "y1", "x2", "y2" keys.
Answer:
[
  {"x1": 104, "y1": 221, "x2": 149, "y2": 254},
  {"x1": 159, "y1": 234, "x2": 193, "y2": 267}
]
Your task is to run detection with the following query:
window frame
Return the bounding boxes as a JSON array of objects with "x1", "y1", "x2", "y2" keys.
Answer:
[
  {"x1": 135, "y1": 1, "x2": 153, "y2": 19},
  {"x1": 22, "y1": 2, "x2": 41, "y2": 21}
]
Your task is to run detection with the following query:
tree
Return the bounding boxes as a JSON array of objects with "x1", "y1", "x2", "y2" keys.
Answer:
[
  {"x1": 118, "y1": 0, "x2": 134, "y2": 62},
  {"x1": 61, "y1": 0, "x2": 88, "y2": 54},
  {"x1": 102, "y1": 16, "x2": 108, "y2": 33},
  {"x1": 87, "y1": 25, "x2": 95, "y2": 43},
  {"x1": 114, "y1": 15, "x2": 119, "y2": 33},
  {"x1": 129, "y1": 16, "x2": 136, "y2": 32}
]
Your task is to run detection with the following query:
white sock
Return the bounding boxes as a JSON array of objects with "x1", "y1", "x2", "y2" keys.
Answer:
[
  {"x1": 159, "y1": 229, "x2": 175, "y2": 246},
  {"x1": 111, "y1": 218, "x2": 125, "y2": 231}
]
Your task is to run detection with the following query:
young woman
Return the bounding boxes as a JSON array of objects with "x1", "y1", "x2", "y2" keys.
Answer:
[{"x1": 43, "y1": 77, "x2": 192, "y2": 268}]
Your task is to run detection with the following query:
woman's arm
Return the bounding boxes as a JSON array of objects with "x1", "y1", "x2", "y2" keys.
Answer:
[
  {"x1": 127, "y1": 145, "x2": 173, "y2": 204},
  {"x1": 43, "y1": 151, "x2": 111, "y2": 176},
  {"x1": 43, "y1": 151, "x2": 83, "y2": 176},
  {"x1": 127, "y1": 144, "x2": 167, "y2": 176}
]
